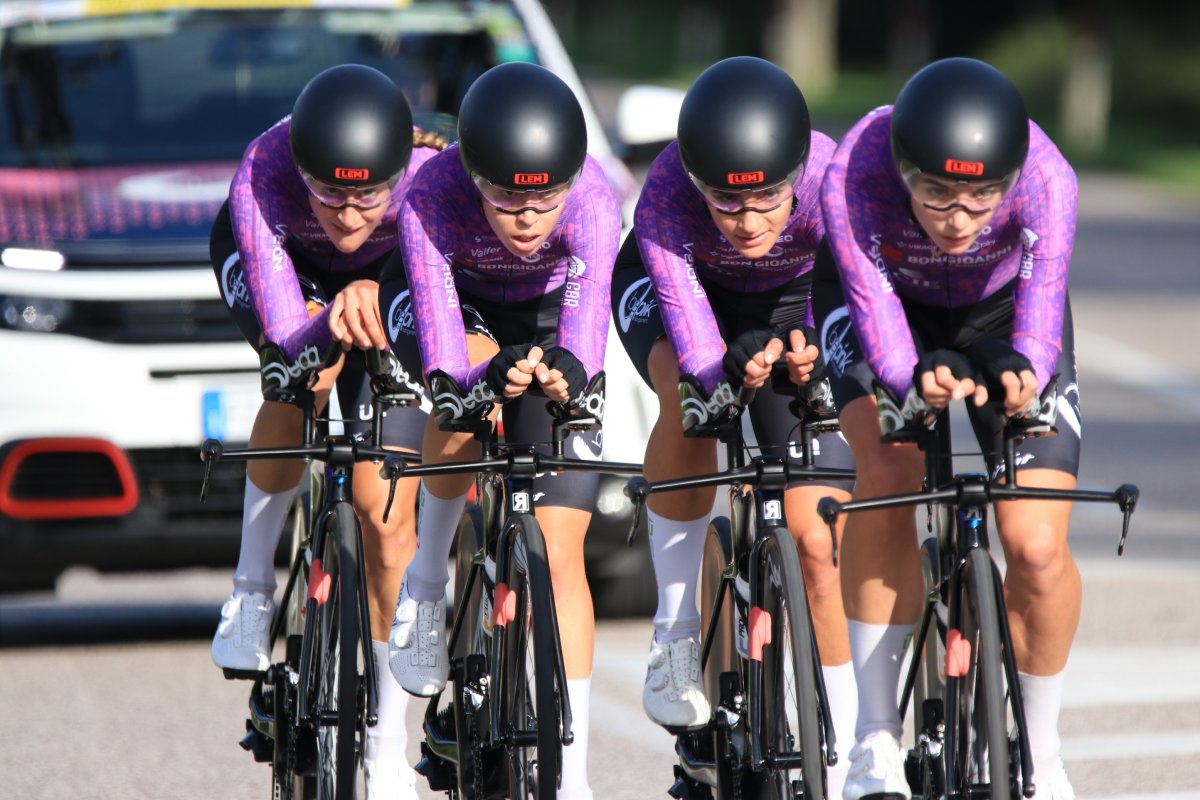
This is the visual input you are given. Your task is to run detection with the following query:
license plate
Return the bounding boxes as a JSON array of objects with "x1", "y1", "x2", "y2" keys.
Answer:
[{"x1": 202, "y1": 384, "x2": 260, "y2": 442}]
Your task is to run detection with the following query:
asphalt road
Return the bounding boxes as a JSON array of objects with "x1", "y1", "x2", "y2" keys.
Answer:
[{"x1": 2, "y1": 173, "x2": 1198, "y2": 799}]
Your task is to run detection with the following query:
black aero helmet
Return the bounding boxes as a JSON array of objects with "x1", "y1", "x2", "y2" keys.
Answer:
[
  {"x1": 677, "y1": 56, "x2": 812, "y2": 192},
  {"x1": 289, "y1": 64, "x2": 414, "y2": 188},
  {"x1": 457, "y1": 62, "x2": 587, "y2": 190},
  {"x1": 891, "y1": 57, "x2": 1028, "y2": 185}
]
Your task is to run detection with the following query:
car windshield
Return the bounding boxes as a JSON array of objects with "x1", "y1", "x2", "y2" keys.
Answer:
[{"x1": 0, "y1": 1, "x2": 536, "y2": 167}]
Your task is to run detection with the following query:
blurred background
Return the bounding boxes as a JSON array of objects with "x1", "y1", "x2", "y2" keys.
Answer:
[{"x1": 546, "y1": 0, "x2": 1200, "y2": 188}]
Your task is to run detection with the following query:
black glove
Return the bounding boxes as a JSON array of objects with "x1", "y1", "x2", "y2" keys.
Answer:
[
  {"x1": 485, "y1": 343, "x2": 535, "y2": 396},
  {"x1": 722, "y1": 328, "x2": 776, "y2": 385},
  {"x1": 539, "y1": 346, "x2": 587, "y2": 404},
  {"x1": 966, "y1": 337, "x2": 1034, "y2": 399},
  {"x1": 912, "y1": 349, "x2": 976, "y2": 400}
]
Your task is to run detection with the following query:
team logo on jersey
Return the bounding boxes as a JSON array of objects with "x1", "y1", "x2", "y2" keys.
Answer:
[
  {"x1": 387, "y1": 290, "x2": 415, "y2": 341},
  {"x1": 618, "y1": 277, "x2": 657, "y2": 333},
  {"x1": 820, "y1": 306, "x2": 856, "y2": 379},
  {"x1": 220, "y1": 254, "x2": 250, "y2": 309}
]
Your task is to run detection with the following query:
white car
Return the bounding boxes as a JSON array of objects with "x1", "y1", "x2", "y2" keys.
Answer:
[{"x1": 0, "y1": 0, "x2": 670, "y2": 605}]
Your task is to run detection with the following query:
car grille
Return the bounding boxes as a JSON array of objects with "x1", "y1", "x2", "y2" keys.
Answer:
[{"x1": 57, "y1": 297, "x2": 244, "y2": 344}]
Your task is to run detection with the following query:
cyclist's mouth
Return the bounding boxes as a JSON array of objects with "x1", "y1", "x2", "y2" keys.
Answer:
[{"x1": 510, "y1": 233, "x2": 542, "y2": 253}]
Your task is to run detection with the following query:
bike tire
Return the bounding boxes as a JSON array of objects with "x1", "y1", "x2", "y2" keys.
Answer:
[
  {"x1": 452, "y1": 502, "x2": 499, "y2": 799},
  {"x1": 699, "y1": 517, "x2": 743, "y2": 798},
  {"x1": 311, "y1": 503, "x2": 365, "y2": 800},
  {"x1": 946, "y1": 547, "x2": 1010, "y2": 800},
  {"x1": 755, "y1": 526, "x2": 826, "y2": 800},
  {"x1": 274, "y1": 470, "x2": 321, "y2": 800},
  {"x1": 497, "y1": 514, "x2": 561, "y2": 800}
]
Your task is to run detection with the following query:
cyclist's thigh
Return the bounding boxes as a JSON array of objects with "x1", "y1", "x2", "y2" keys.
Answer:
[
  {"x1": 610, "y1": 232, "x2": 664, "y2": 389},
  {"x1": 962, "y1": 297, "x2": 1082, "y2": 479},
  {"x1": 502, "y1": 395, "x2": 600, "y2": 513},
  {"x1": 334, "y1": 350, "x2": 427, "y2": 452},
  {"x1": 745, "y1": 381, "x2": 855, "y2": 493},
  {"x1": 811, "y1": 240, "x2": 881, "y2": 412}
]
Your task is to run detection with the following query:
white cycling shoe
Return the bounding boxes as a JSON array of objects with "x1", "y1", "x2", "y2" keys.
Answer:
[
  {"x1": 843, "y1": 731, "x2": 911, "y2": 800},
  {"x1": 211, "y1": 591, "x2": 274, "y2": 675},
  {"x1": 642, "y1": 636, "x2": 711, "y2": 730},
  {"x1": 388, "y1": 582, "x2": 449, "y2": 696},
  {"x1": 365, "y1": 755, "x2": 419, "y2": 800}
]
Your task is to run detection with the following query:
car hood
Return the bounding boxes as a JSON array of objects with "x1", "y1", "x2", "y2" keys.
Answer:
[{"x1": 0, "y1": 162, "x2": 236, "y2": 255}]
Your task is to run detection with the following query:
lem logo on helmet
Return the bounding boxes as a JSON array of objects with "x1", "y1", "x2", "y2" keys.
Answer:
[
  {"x1": 727, "y1": 170, "x2": 764, "y2": 185},
  {"x1": 514, "y1": 172, "x2": 549, "y2": 185},
  {"x1": 944, "y1": 159, "x2": 984, "y2": 176},
  {"x1": 334, "y1": 167, "x2": 370, "y2": 180}
]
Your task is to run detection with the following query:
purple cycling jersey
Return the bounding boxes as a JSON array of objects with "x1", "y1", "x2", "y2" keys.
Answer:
[
  {"x1": 400, "y1": 144, "x2": 621, "y2": 389},
  {"x1": 634, "y1": 134, "x2": 835, "y2": 391},
  {"x1": 227, "y1": 117, "x2": 435, "y2": 359},
  {"x1": 821, "y1": 106, "x2": 1078, "y2": 399}
]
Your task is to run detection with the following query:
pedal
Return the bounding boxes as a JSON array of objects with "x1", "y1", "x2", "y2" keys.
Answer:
[
  {"x1": 222, "y1": 667, "x2": 265, "y2": 681},
  {"x1": 238, "y1": 721, "x2": 274, "y2": 763}
]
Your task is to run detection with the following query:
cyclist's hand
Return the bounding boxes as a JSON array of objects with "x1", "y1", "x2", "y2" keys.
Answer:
[
  {"x1": 535, "y1": 346, "x2": 587, "y2": 404},
  {"x1": 328, "y1": 279, "x2": 387, "y2": 351},
  {"x1": 723, "y1": 328, "x2": 783, "y2": 389},
  {"x1": 783, "y1": 325, "x2": 821, "y2": 386},
  {"x1": 485, "y1": 343, "x2": 538, "y2": 400},
  {"x1": 966, "y1": 337, "x2": 1038, "y2": 416},
  {"x1": 913, "y1": 349, "x2": 986, "y2": 410}
]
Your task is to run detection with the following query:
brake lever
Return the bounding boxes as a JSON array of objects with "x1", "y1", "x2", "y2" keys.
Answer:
[
  {"x1": 817, "y1": 496, "x2": 842, "y2": 567},
  {"x1": 624, "y1": 476, "x2": 650, "y2": 546},
  {"x1": 379, "y1": 454, "x2": 406, "y2": 524},
  {"x1": 199, "y1": 438, "x2": 223, "y2": 503},
  {"x1": 1115, "y1": 483, "x2": 1139, "y2": 556}
]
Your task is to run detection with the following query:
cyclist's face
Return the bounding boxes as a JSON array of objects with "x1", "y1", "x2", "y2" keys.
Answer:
[
  {"x1": 481, "y1": 197, "x2": 567, "y2": 257},
  {"x1": 706, "y1": 196, "x2": 793, "y2": 260},
  {"x1": 908, "y1": 174, "x2": 1003, "y2": 255},
  {"x1": 308, "y1": 192, "x2": 391, "y2": 254}
]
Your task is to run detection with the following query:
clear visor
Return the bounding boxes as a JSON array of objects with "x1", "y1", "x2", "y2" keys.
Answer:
[
  {"x1": 472, "y1": 171, "x2": 578, "y2": 214},
  {"x1": 688, "y1": 167, "x2": 801, "y2": 214},
  {"x1": 898, "y1": 159, "x2": 1020, "y2": 215},
  {"x1": 298, "y1": 168, "x2": 401, "y2": 210}
]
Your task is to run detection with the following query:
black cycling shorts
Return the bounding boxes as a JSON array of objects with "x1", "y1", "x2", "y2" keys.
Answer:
[
  {"x1": 611, "y1": 233, "x2": 854, "y2": 490},
  {"x1": 210, "y1": 201, "x2": 427, "y2": 452},
  {"x1": 379, "y1": 249, "x2": 601, "y2": 513},
  {"x1": 810, "y1": 238, "x2": 1082, "y2": 478}
]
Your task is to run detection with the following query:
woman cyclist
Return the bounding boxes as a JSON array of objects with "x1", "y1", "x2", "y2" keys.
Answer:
[
  {"x1": 814, "y1": 57, "x2": 1081, "y2": 800},
  {"x1": 609, "y1": 55, "x2": 858, "y2": 792},
  {"x1": 378, "y1": 62, "x2": 621, "y2": 799},
  {"x1": 209, "y1": 63, "x2": 445, "y2": 799}
]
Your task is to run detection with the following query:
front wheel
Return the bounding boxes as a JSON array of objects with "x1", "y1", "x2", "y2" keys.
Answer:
[
  {"x1": 753, "y1": 526, "x2": 826, "y2": 800},
  {"x1": 945, "y1": 547, "x2": 1010, "y2": 800},
  {"x1": 495, "y1": 514, "x2": 561, "y2": 800}
]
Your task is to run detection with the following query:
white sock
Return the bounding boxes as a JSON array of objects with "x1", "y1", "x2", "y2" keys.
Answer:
[
  {"x1": 405, "y1": 486, "x2": 468, "y2": 602},
  {"x1": 848, "y1": 620, "x2": 913, "y2": 741},
  {"x1": 1019, "y1": 669, "x2": 1066, "y2": 777},
  {"x1": 366, "y1": 640, "x2": 411, "y2": 762},
  {"x1": 647, "y1": 510, "x2": 709, "y2": 643},
  {"x1": 823, "y1": 660, "x2": 858, "y2": 769},
  {"x1": 232, "y1": 476, "x2": 298, "y2": 597},
  {"x1": 559, "y1": 676, "x2": 592, "y2": 800}
]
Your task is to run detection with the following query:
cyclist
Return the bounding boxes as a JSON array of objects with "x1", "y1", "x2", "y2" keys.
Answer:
[
  {"x1": 209, "y1": 64, "x2": 446, "y2": 799},
  {"x1": 378, "y1": 62, "x2": 621, "y2": 799},
  {"x1": 610, "y1": 55, "x2": 858, "y2": 792},
  {"x1": 813, "y1": 58, "x2": 1082, "y2": 800}
]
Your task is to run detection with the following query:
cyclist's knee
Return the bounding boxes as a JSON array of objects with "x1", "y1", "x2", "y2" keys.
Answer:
[
  {"x1": 646, "y1": 336, "x2": 679, "y2": 396},
  {"x1": 1003, "y1": 520, "x2": 1071, "y2": 589}
]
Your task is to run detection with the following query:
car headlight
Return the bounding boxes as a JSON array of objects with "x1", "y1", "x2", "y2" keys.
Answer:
[{"x1": 0, "y1": 296, "x2": 73, "y2": 332}]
